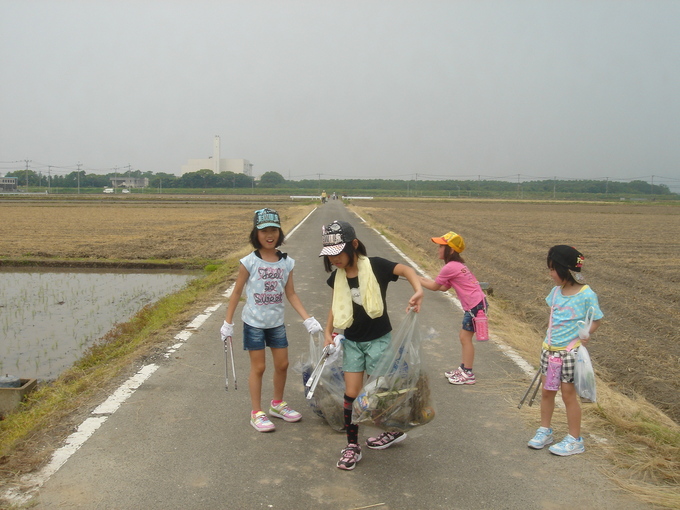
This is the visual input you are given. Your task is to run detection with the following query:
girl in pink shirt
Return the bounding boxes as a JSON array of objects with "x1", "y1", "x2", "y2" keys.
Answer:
[{"x1": 420, "y1": 231, "x2": 487, "y2": 385}]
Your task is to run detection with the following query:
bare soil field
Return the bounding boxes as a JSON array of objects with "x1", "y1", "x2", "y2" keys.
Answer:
[
  {"x1": 0, "y1": 201, "x2": 311, "y2": 263},
  {"x1": 350, "y1": 199, "x2": 680, "y2": 424}
]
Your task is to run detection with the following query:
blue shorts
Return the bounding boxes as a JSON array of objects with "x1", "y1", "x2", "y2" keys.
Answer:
[
  {"x1": 342, "y1": 333, "x2": 391, "y2": 374},
  {"x1": 462, "y1": 299, "x2": 488, "y2": 332},
  {"x1": 243, "y1": 323, "x2": 288, "y2": 350}
]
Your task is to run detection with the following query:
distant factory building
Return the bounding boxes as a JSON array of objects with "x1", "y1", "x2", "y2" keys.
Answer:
[
  {"x1": 0, "y1": 177, "x2": 18, "y2": 192},
  {"x1": 110, "y1": 177, "x2": 149, "y2": 188},
  {"x1": 181, "y1": 136, "x2": 253, "y2": 176}
]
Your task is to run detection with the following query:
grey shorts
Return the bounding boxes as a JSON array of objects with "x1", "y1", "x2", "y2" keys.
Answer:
[{"x1": 540, "y1": 347, "x2": 578, "y2": 383}]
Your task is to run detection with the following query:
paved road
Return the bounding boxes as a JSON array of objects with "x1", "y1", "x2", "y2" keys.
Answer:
[{"x1": 26, "y1": 201, "x2": 646, "y2": 509}]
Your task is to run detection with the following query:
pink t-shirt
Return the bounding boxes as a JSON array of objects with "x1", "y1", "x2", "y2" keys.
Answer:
[{"x1": 435, "y1": 261, "x2": 485, "y2": 311}]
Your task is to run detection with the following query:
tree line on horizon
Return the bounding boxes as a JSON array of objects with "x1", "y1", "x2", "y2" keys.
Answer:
[{"x1": 4, "y1": 168, "x2": 675, "y2": 196}]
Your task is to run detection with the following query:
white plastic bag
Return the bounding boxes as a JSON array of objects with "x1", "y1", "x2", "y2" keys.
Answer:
[{"x1": 574, "y1": 345, "x2": 597, "y2": 402}]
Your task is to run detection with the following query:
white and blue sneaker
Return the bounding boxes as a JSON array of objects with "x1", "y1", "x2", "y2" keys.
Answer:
[
  {"x1": 549, "y1": 434, "x2": 585, "y2": 456},
  {"x1": 527, "y1": 427, "x2": 554, "y2": 449}
]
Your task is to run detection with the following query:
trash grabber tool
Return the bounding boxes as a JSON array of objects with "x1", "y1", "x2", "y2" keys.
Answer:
[
  {"x1": 223, "y1": 335, "x2": 237, "y2": 391},
  {"x1": 306, "y1": 345, "x2": 330, "y2": 391},
  {"x1": 528, "y1": 374, "x2": 541, "y2": 406},
  {"x1": 228, "y1": 335, "x2": 237, "y2": 390},
  {"x1": 306, "y1": 335, "x2": 343, "y2": 399},
  {"x1": 518, "y1": 369, "x2": 541, "y2": 409},
  {"x1": 224, "y1": 342, "x2": 230, "y2": 391},
  {"x1": 307, "y1": 348, "x2": 332, "y2": 399}
]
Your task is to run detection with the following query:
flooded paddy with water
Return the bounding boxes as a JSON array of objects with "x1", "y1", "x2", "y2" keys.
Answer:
[{"x1": 0, "y1": 268, "x2": 197, "y2": 381}]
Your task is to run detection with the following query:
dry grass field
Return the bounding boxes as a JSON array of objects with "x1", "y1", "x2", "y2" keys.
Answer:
[
  {"x1": 0, "y1": 200, "x2": 311, "y2": 263},
  {"x1": 351, "y1": 199, "x2": 680, "y2": 425}
]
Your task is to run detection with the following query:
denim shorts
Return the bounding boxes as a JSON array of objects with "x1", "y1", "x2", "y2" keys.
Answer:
[
  {"x1": 462, "y1": 299, "x2": 488, "y2": 332},
  {"x1": 343, "y1": 333, "x2": 392, "y2": 374},
  {"x1": 243, "y1": 323, "x2": 288, "y2": 350}
]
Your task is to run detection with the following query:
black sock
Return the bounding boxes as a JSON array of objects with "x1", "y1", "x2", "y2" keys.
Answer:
[{"x1": 344, "y1": 394, "x2": 358, "y2": 445}]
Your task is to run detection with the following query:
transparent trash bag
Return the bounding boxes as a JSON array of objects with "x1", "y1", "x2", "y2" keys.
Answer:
[
  {"x1": 574, "y1": 345, "x2": 597, "y2": 402},
  {"x1": 352, "y1": 310, "x2": 436, "y2": 433},
  {"x1": 300, "y1": 332, "x2": 345, "y2": 431}
]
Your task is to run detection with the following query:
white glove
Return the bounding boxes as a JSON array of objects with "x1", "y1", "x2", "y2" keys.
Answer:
[
  {"x1": 221, "y1": 321, "x2": 234, "y2": 342},
  {"x1": 328, "y1": 334, "x2": 344, "y2": 354},
  {"x1": 303, "y1": 317, "x2": 323, "y2": 334},
  {"x1": 578, "y1": 328, "x2": 590, "y2": 340}
]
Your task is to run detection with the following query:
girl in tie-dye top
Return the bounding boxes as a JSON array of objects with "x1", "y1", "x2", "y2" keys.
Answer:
[{"x1": 527, "y1": 245, "x2": 603, "y2": 457}]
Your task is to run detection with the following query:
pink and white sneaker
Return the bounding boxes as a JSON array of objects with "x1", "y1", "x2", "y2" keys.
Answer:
[
  {"x1": 269, "y1": 401, "x2": 302, "y2": 422},
  {"x1": 251, "y1": 411, "x2": 275, "y2": 432},
  {"x1": 448, "y1": 370, "x2": 476, "y2": 385}
]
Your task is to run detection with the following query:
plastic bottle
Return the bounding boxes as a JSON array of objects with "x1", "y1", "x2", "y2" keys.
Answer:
[
  {"x1": 544, "y1": 355, "x2": 563, "y2": 391},
  {"x1": 473, "y1": 309, "x2": 489, "y2": 341}
]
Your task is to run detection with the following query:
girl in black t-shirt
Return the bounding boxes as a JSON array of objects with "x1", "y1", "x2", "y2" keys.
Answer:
[{"x1": 319, "y1": 220, "x2": 423, "y2": 470}]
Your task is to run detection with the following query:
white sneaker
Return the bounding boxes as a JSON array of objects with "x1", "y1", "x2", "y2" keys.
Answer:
[
  {"x1": 549, "y1": 435, "x2": 585, "y2": 456},
  {"x1": 527, "y1": 427, "x2": 553, "y2": 449}
]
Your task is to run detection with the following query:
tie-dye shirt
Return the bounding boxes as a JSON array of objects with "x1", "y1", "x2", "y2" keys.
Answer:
[
  {"x1": 240, "y1": 251, "x2": 295, "y2": 329},
  {"x1": 543, "y1": 285, "x2": 604, "y2": 350}
]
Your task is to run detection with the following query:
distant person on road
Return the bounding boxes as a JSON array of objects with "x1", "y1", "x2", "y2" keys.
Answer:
[
  {"x1": 527, "y1": 245, "x2": 603, "y2": 456},
  {"x1": 221, "y1": 208, "x2": 322, "y2": 432},
  {"x1": 419, "y1": 231, "x2": 487, "y2": 385},
  {"x1": 321, "y1": 190, "x2": 327, "y2": 203},
  {"x1": 320, "y1": 220, "x2": 423, "y2": 470}
]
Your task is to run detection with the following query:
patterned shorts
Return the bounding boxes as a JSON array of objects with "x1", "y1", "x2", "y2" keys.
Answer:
[{"x1": 540, "y1": 347, "x2": 578, "y2": 384}]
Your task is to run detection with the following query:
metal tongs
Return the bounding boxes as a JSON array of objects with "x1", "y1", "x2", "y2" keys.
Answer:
[
  {"x1": 305, "y1": 334, "x2": 343, "y2": 399},
  {"x1": 223, "y1": 335, "x2": 237, "y2": 390}
]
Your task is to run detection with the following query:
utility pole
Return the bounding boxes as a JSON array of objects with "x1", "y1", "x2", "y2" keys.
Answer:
[
  {"x1": 24, "y1": 159, "x2": 31, "y2": 188},
  {"x1": 77, "y1": 162, "x2": 82, "y2": 194},
  {"x1": 553, "y1": 176, "x2": 556, "y2": 199},
  {"x1": 48, "y1": 166, "x2": 52, "y2": 193},
  {"x1": 605, "y1": 177, "x2": 609, "y2": 194},
  {"x1": 651, "y1": 175, "x2": 655, "y2": 195}
]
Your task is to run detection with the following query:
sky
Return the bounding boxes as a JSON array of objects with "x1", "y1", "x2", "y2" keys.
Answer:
[{"x1": 1, "y1": 0, "x2": 679, "y2": 190}]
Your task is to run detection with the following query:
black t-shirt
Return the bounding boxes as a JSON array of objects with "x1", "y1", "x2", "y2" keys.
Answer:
[{"x1": 326, "y1": 257, "x2": 398, "y2": 342}]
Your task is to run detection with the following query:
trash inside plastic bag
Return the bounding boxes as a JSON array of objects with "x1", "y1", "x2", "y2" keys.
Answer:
[
  {"x1": 574, "y1": 345, "x2": 597, "y2": 402},
  {"x1": 352, "y1": 310, "x2": 435, "y2": 432},
  {"x1": 299, "y1": 332, "x2": 345, "y2": 431}
]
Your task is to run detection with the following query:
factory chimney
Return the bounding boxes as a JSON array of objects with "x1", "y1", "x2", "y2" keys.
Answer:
[{"x1": 213, "y1": 135, "x2": 221, "y2": 173}]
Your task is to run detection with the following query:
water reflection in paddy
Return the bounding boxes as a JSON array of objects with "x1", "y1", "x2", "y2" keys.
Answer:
[{"x1": 0, "y1": 269, "x2": 198, "y2": 381}]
